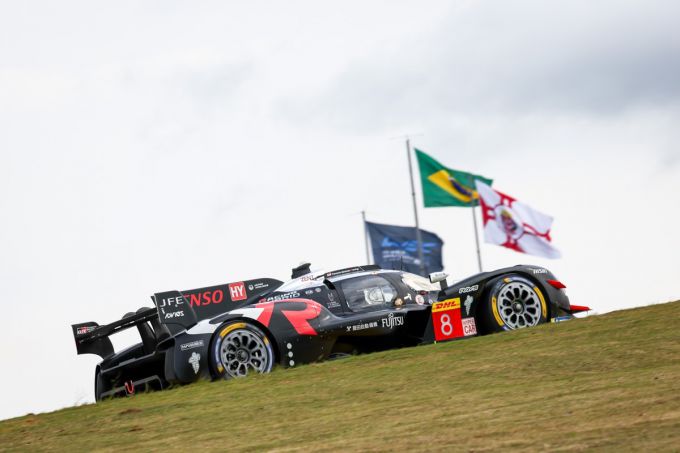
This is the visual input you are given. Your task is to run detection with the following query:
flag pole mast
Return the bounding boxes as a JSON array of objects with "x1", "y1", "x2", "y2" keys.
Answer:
[
  {"x1": 361, "y1": 210, "x2": 371, "y2": 265},
  {"x1": 405, "y1": 138, "x2": 426, "y2": 275},
  {"x1": 471, "y1": 200, "x2": 483, "y2": 272}
]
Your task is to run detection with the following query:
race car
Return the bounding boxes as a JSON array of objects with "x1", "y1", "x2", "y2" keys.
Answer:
[{"x1": 72, "y1": 263, "x2": 590, "y2": 400}]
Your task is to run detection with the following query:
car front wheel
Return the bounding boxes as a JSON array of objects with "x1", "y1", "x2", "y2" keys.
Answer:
[
  {"x1": 481, "y1": 274, "x2": 548, "y2": 333},
  {"x1": 210, "y1": 322, "x2": 275, "y2": 379}
]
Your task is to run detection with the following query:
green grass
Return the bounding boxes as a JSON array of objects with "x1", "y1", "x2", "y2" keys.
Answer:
[{"x1": 2, "y1": 301, "x2": 680, "y2": 452}]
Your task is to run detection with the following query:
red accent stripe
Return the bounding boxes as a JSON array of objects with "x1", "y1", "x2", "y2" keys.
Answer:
[
  {"x1": 546, "y1": 279, "x2": 566, "y2": 289},
  {"x1": 281, "y1": 299, "x2": 322, "y2": 336},
  {"x1": 254, "y1": 299, "x2": 322, "y2": 334},
  {"x1": 569, "y1": 305, "x2": 591, "y2": 313},
  {"x1": 254, "y1": 302, "x2": 275, "y2": 327}
]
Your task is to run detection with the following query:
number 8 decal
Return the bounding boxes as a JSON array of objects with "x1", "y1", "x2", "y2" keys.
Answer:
[
  {"x1": 440, "y1": 313, "x2": 453, "y2": 336},
  {"x1": 431, "y1": 298, "x2": 463, "y2": 341}
]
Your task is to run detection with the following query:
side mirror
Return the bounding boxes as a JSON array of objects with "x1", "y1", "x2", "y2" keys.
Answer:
[
  {"x1": 429, "y1": 272, "x2": 448, "y2": 283},
  {"x1": 429, "y1": 272, "x2": 449, "y2": 290}
]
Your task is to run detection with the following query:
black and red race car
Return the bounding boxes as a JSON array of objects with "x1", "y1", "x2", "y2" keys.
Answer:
[{"x1": 72, "y1": 263, "x2": 590, "y2": 400}]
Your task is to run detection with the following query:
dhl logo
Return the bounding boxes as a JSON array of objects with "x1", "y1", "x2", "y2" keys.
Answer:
[{"x1": 432, "y1": 298, "x2": 461, "y2": 313}]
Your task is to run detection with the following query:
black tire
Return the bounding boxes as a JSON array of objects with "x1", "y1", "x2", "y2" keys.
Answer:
[
  {"x1": 210, "y1": 322, "x2": 275, "y2": 379},
  {"x1": 94, "y1": 367, "x2": 111, "y2": 401},
  {"x1": 480, "y1": 274, "x2": 548, "y2": 333},
  {"x1": 94, "y1": 369, "x2": 104, "y2": 401}
]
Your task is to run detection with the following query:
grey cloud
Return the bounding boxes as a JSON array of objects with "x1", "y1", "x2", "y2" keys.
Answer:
[{"x1": 277, "y1": 0, "x2": 680, "y2": 132}]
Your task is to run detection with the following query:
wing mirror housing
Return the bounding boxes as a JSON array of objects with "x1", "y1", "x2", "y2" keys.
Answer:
[{"x1": 429, "y1": 272, "x2": 449, "y2": 290}]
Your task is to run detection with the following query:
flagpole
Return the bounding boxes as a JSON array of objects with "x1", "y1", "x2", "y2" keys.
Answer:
[
  {"x1": 361, "y1": 210, "x2": 371, "y2": 264},
  {"x1": 405, "y1": 138, "x2": 426, "y2": 275},
  {"x1": 471, "y1": 203, "x2": 483, "y2": 273}
]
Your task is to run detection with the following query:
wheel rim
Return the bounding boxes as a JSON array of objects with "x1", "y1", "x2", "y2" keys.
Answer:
[
  {"x1": 496, "y1": 281, "x2": 542, "y2": 329},
  {"x1": 219, "y1": 329, "x2": 270, "y2": 378}
]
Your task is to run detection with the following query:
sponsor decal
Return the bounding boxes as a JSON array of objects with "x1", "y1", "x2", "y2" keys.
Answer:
[
  {"x1": 189, "y1": 352, "x2": 201, "y2": 374},
  {"x1": 404, "y1": 293, "x2": 412, "y2": 301},
  {"x1": 248, "y1": 281, "x2": 270, "y2": 291},
  {"x1": 326, "y1": 289, "x2": 340, "y2": 309},
  {"x1": 431, "y1": 298, "x2": 463, "y2": 341},
  {"x1": 415, "y1": 295, "x2": 425, "y2": 305},
  {"x1": 462, "y1": 317, "x2": 477, "y2": 336},
  {"x1": 325, "y1": 267, "x2": 364, "y2": 278},
  {"x1": 76, "y1": 326, "x2": 97, "y2": 335},
  {"x1": 551, "y1": 316, "x2": 572, "y2": 323},
  {"x1": 464, "y1": 295, "x2": 473, "y2": 315},
  {"x1": 315, "y1": 288, "x2": 321, "y2": 293},
  {"x1": 304, "y1": 289, "x2": 314, "y2": 295},
  {"x1": 432, "y1": 298, "x2": 461, "y2": 313},
  {"x1": 533, "y1": 268, "x2": 548, "y2": 274},
  {"x1": 124, "y1": 381, "x2": 135, "y2": 395},
  {"x1": 229, "y1": 282, "x2": 247, "y2": 302},
  {"x1": 458, "y1": 285, "x2": 479, "y2": 294},
  {"x1": 381, "y1": 313, "x2": 404, "y2": 329},
  {"x1": 180, "y1": 340, "x2": 204, "y2": 351},
  {"x1": 265, "y1": 291, "x2": 300, "y2": 302},
  {"x1": 164, "y1": 311, "x2": 184, "y2": 319},
  {"x1": 157, "y1": 295, "x2": 185, "y2": 308},
  {"x1": 346, "y1": 321, "x2": 379, "y2": 332},
  {"x1": 185, "y1": 289, "x2": 224, "y2": 307}
]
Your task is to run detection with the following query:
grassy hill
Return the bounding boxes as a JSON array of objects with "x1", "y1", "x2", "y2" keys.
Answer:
[{"x1": 2, "y1": 301, "x2": 679, "y2": 452}]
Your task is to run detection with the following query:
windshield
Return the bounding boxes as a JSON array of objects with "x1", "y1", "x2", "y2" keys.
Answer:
[{"x1": 338, "y1": 275, "x2": 397, "y2": 311}]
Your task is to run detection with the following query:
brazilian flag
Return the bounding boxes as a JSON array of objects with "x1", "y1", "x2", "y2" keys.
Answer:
[{"x1": 415, "y1": 148, "x2": 493, "y2": 207}]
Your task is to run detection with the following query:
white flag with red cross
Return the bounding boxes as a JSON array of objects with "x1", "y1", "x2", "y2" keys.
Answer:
[{"x1": 474, "y1": 180, "x2": 561, "y2": 259}]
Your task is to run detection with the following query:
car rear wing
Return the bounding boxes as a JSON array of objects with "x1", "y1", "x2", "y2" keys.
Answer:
[
  {"x1": 72, "y1": 307, "x2": 158, "y2": 359},
  {"x1": 73, "y1": 277, "x2": 284, "y2": 358}
]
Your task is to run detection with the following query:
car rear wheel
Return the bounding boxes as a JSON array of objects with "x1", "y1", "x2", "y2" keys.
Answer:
[
  {"x1": 94, "y1": 369, "x2": 105, "y2": 401},
  {"x1": 210, "y1": 322, "x2": 275, "y2": 379},
  {"x1": 481, "y1": 274, "x2": 548, "y2": 333}
]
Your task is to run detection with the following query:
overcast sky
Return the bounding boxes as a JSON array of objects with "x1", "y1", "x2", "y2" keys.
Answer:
[{"x1": 1, "y1": 0, "x2": 679, "y2": 421}]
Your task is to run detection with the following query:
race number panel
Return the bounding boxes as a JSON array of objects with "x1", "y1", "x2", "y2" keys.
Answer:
[{"x1": 431, "y1": 298, "x2": 464, "y2": 341}]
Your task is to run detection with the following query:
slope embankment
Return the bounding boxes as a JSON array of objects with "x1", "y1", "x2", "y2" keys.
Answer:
[{"x1": 2, "y1": 301, "x2": 679, "y2": 452}]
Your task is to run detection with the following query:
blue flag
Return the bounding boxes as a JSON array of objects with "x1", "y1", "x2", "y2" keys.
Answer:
[{"x1": 365, "y1": 221, "x2": 444, "y2": 276}]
